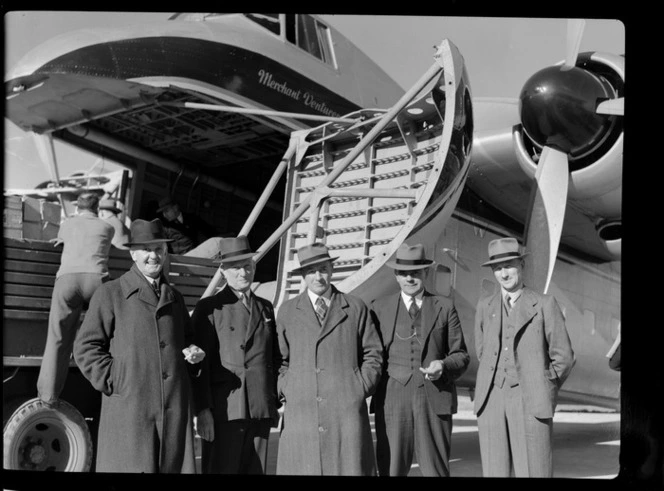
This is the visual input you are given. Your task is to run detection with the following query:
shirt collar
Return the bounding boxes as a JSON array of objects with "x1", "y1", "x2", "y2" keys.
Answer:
[
  {"x1": 141, "y1": 274, "x2": 159, "y2": 286},
  {"x1": 308, "y1": 287, "x2": 331, "y2": 307},
  {"x1": 502, "y1": 287, "x2": 523, "y2": 305},
  {"x1": 232, "y1": 288, "x2": 251, "y2": 301},
  {"x1": 401, "y1": 290, "x2": 423, "y2": 308}
]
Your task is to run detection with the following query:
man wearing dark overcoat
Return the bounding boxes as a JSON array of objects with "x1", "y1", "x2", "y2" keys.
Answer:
[
  {"x1": 191, "y1": 236, "x2": 280, "y2": 474},
  {"x1": 371, "y1": 242, "x2": 469, "y2": 476},
  {"x1": 74, "y1": 219, "x2": 205, "y2": 473},
  {"x1": 275, "y1": 243, "x2": 383, "y2": 476},
  {"x1": 474, "y1": 237, "x2": 575, "y2": 477}
]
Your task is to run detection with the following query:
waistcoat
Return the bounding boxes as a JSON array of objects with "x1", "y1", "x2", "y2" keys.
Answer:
[
  {"x1": 387, "y1": 301, "x2": 425, "y2": 387},
  {"x1": 494, "y1": 300, "x2": 519, "y2": 388}
]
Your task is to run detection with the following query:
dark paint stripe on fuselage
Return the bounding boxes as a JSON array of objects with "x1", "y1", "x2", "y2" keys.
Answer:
[{"x1": 35, "y1": 37, "x2": 361, "y2": 122}]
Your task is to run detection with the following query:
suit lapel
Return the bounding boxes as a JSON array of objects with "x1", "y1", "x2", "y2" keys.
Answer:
[
  {"x1": 318, "y1": 287, "x2": 348, "y2": 343},
  {"x1": 295, "y1": 291, "x2": 319, "y2": 330},
  {"x1": 156, "y1": 280, "x2": 176, "y2": 311},
  {"x1": 420, "y1": 291, "x2": 439, "y2": 343},
  {"x1": 381, "y1": 293, "x2": 401, "y2": 349},
  {"x1": 245, "y1": 293, "x2": 263, "y2": 342},
  {"x1": 515, "y1": 287, "x2": 539, "y2": 337},
  {"x1": 487, "y1": 291, "x2": 503, "y2": 344}
]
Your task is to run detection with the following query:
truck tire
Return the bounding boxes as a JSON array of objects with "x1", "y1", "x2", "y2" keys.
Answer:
[{"x1": 3, "y1": 398, "x2": 93, "y2": 471}]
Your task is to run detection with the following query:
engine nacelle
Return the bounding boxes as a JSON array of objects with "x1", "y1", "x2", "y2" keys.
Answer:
[{"x1": 513, "y1": 51, "x2": 623, "y2": 259}]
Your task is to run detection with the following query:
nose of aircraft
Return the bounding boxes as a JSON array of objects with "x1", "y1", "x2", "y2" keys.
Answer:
[{"x1": 518, "y1": 65, "x2": 616, "y2": 163}]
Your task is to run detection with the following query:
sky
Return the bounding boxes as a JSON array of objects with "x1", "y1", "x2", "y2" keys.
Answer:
[{"x1": 3, "y1": 11, "x2": 625, "y2": 190}]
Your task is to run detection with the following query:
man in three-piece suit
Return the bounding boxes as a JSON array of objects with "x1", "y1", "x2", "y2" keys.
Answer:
[
  {"x1": 371, "y1": 243, "x2": 470, "y2": 476},
  {"x1": 275, "y1": 243, "x2": 383, "y2": 476},
  {"x1": 191, "y1": 236, "x2": 280, "y2": 474},
  {"x1": 474, "y1": 237, "x2": 575, "y2": 477}
]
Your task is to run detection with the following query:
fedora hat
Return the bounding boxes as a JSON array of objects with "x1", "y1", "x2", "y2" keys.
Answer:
[
  {"x1": 99, "y1": 198, "x2": 121, "y2": 214},
  {"x1": 482, "y1": 237, "x2": 528, "y2": 266},
  {"x1": 157, "y1": 196, "x2": 178, "y2": 213},
  {"x1": 291, "y1": 243, "x2": 337, "y2": 275},
  {"x1": 386, "y1": 243, "x2": 435, "y2": 270},
  {"x1": 216, "y1": 236, "x2": 257, "y2": 264},
  {"x1": 123, "y1": 219, "x2": 174, "y2": 247}
]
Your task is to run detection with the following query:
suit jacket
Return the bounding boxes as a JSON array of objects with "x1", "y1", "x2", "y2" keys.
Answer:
[
  {"x1": 473, "y1": 287, "x2": 576, "y2": 419},
  {"x1": 370, "y1": 290, "x2": 469, "y2": 415},
  {"x1": 275, "y1": 285, "x2": 382, "y2": 476},
  {"x1": 191, "y1": 285, "x2": 280, "y2": 425}
]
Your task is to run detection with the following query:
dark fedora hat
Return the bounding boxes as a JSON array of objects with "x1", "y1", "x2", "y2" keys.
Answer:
[
  {"x1": 156, "y1": 196, "x2": 178, "y2": 213},
  {"x1": 99, "y1": 198, "x2": 121, "y2": 214},
  {"x1": 386, "y1": 243, "x2": 435, "y2": 270},
  {"x1": 216, "y1": 236, "x2": 257, "y2": 264},
  {"x1": 291, "y1": 243, "x2": 337, "y2": 275},
  {"x1": 123, "y1": 219, "x2": 174, "y2": 247},
  {"x1": 482, "y1": 237, "x2": 528, "y2": 266}
]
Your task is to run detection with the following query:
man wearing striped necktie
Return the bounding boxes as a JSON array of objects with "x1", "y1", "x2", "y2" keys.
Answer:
[
  {"x1": 275, "y1": 243, "x2": 383, "y2": 476},
  {"x1": 370, "y1": 242, "x2": 469, "y2": 477}
]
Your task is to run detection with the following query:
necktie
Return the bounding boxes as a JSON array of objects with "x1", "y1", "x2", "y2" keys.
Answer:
[
  {"x1": 240, "y1": 292, "x2": 250, "y2": 311},
  {"x1": 315, "y1": 297, "x2": 327, "y2": 324},
  {"x1": 152, "y1": 280, "x2": 160, "y2": 299},
  {"x1": 505, "y1": 295, "x2": 512, "y2": 311},
  {"x1": 408, "y1": 299, "x2": 419, "y2": 318}
]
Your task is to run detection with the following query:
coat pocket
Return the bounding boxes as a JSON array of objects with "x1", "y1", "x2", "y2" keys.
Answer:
[
  {"x1": 109, "y1": 357, "x2": 124, "y2": 396},
  {"x1": 353, "y1": 367, "x2": 367, "y2": 398}
]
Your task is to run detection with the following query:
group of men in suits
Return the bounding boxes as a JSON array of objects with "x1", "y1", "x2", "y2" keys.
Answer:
[
  {"x1": 74, "y1": 215, "x2": 575, "y2": 476},
  {"x1": 188, "y1": 235, "x2": 575, "y2": 477}
]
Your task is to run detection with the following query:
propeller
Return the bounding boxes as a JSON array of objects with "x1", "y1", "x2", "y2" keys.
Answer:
[
  {"x1": 522, "y1": 147, "x2": 569, "y2": 294},
  {"x1": 523, "y1": 19, "x2": 584, "y2": 293},
  {"x1": 563, "y1": 19, "x2": 586, "y2": 69}
]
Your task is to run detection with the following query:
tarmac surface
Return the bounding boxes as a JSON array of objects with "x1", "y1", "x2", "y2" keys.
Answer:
[{"x1": 197, "y1": 389, "x2": 621, "y2": 478}]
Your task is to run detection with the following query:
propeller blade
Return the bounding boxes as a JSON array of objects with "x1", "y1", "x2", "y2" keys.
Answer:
[
  {"x1": 523, "y1": 146, "x2": 569, "y2": 294},
  {"x1": 563, "y1": 19, "x2": 586, "y2": 69},
  {"x1": 596, "y1": 97, "x2": 624, "y2": 116}
]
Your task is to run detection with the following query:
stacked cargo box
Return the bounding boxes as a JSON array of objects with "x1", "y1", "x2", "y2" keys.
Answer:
[{"x1": 3, "y1": 196, "x2": 62, "y2": 240}]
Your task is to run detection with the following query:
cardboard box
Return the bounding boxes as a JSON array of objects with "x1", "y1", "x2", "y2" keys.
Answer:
[
  {"x1": 3, "y1": 207, "x2": 22, "y2": 228},
  {"x1": 21, "y1": 221, "x2": 44, "y2": 240},
  {"x1": 22, "y1": 196, "x2": 42, "y2": 222},
  {"x1": 3, "y1": 196, "x2": 62, "y2": 240},
  {"x1": 41, "y1": 222, "x2": 60, "y2": 241},
  {"x1": 41, "y1": 201, "x2": 62, "y2": 225}
]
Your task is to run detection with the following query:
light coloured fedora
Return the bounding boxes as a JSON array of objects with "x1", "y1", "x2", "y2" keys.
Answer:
[
  {"x1": 386, "y1": 243, "x2": 435, "y2": 270},
  {"x1": 291, "y1": 243, "x2": 337, "y2": 275},
  {"x1": 481, "y1": 237, "x2": 528, "y2": 266}
]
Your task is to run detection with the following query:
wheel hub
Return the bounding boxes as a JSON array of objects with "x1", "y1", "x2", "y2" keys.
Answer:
[{"x1": 25, "y1": 440, "x2": 47, "y2": 465}]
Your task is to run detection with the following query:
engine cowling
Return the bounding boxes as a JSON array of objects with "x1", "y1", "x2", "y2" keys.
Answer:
[{"x1": 513, "y1": 51, "x2": 624, "y2": 258}]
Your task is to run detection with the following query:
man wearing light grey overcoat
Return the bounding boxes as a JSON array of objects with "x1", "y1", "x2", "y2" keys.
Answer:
[
  {"x1": 275, "y1": 243, "x2": 383, "y2": 476},
  {"x1": 474, "y1": 237, "x2": 575, "y2": 477}
]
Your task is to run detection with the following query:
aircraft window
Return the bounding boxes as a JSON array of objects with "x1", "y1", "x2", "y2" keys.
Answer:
[
  {"x1": 296, "y1": 15, "x2": 334, "y2": 66},
  {"x1": 244, "y1": 13, "x2": 280, "y2": 35}
]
